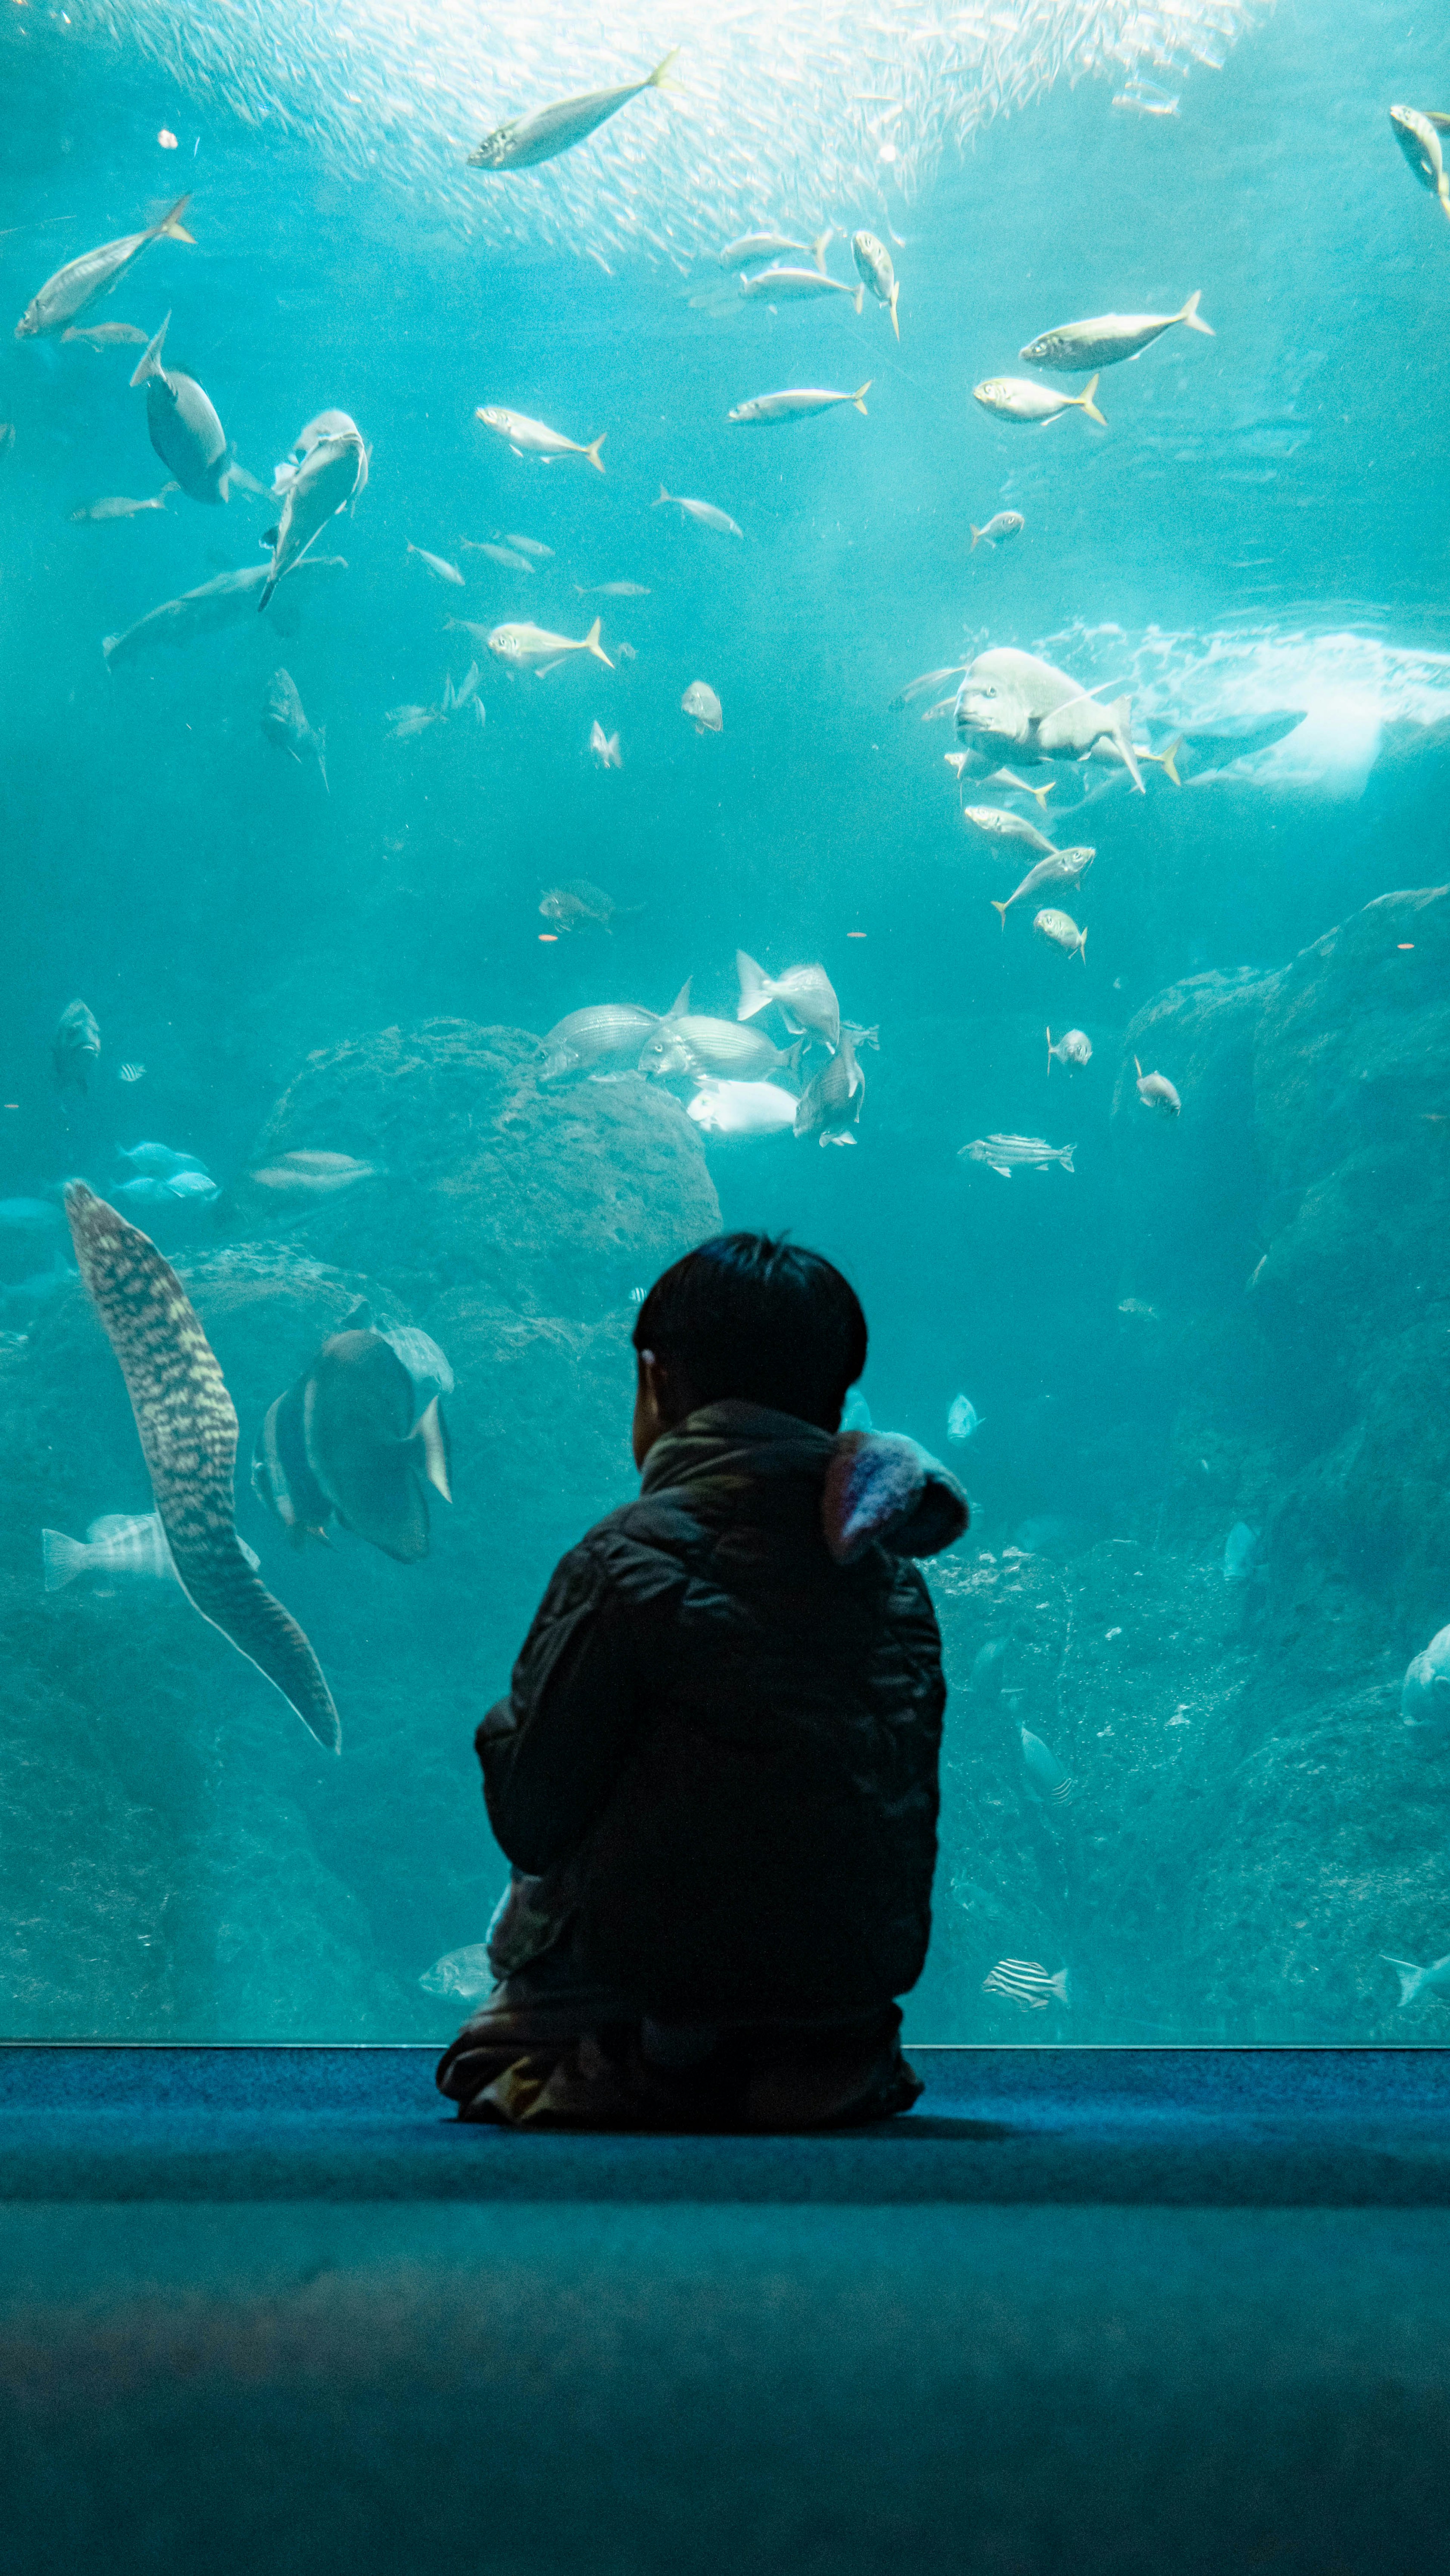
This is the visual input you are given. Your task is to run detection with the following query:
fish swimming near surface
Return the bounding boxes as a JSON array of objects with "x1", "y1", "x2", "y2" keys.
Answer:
[
  {"x1": 44, "y1": 1509, "x2": 260, "y2": 1595},
  {"x1": 53, "y1": 1000, "x2": 100, "y2": 1092},
  {"x1": 69, "y1": 489, "x2": 175, "y2": 521},
  {"x1": 1381, "y1": 1954, "x2": 1450, "y2": 2009},
  {"x1": 1020, "y1": 293, "x2": 1213, "y2": 372},
  {"x1": 1389, "y1": 106, "x2": 1450, "y2": 222},
  {"x1": 15, "y1": 194, "x2": 193, "y2": 339},
  {"x1": 419, "y1": 1941, "x2": 495, "y2": 2001},
  {"x1": 467, "y1": 49, "x2": 679, "y2": 171},
  {"x1": 589, "y1": 720, "x2": 622, "y2": 769},
  {"x1": 851, "y1": 230, "x2": 899, "y2": 337},
  {"x1": 541, "y1": 991, "x2": 687, "y2": 1081},
  {"x1": 248, "y1": 1149, "x2": 382, "y2": 1198},
  {"x1": 960, "y1": 1133, "x2": 1075, "y2": 1178},
  {"x1": 64, "y1": 1184, "x2": 341, "y2": 1752},
  {"x1": 720, "y1": 230, "x2": 831, "y2": 269},
  {"x1": 973, "y1": 374, "x2": 1104, "y2": 427},
  {"x1": 130, "y1": 314, "x2": 246, "y2": 505},
  {"x1": 653, "y1": 485, "x2": 744, "y2": 538},
  {"x1": 258, "y1": 426, "x2": 367, "y2": 611},
  {"x1": 1223, "y1": 1521, "x2": 1262, "y2": 1584},
  {"x1": 962, "y1": 805, "x2": 1057, "y2": 856},
  {"x1": 947, "y1": 1394, "x2": 981, "y2": 1442},
  {"x1": 463, "y1": 539, "x2": 535, "y2": 573},
  {"x1": 1035, "y1": 909, "x2": 1088, "y2": 961},
  {"x1": 263, "y1": 669, "x2": 329, "y2": 791},
  {"x1": 740, "y1": 265, "x2": 864, "y2": 312},
  {"x1": 488, "y1": 617, "x2": 612, "y2": 674},
  {"x1": 736, "y1": 952, "x2": 841, "y2": 1051},
  {"x1": 1401, "y1": 1624, "x2": 1450, "y2": 1736},
  {"x1": 687, "y1": 1078, "x2": 799, "y2": 1140},
  {"x1": 794, "y1": 1030, "x2": 865, "y2": 1146},
  {"x1": 991, "y1": 849, "x2": 1095, "y2": 927},
  {"x1": 1020, "y1": 1724, "x2": 1075, "y2": 1806},
  {"x1": 1047, "y1": 1026, "x2": 1093, "y2": 1074},
  {"x1": 1135, "y1": 1059, "x2": 1181, "y2": 1115},
  {"x1": 728, "y1": 383, "x2": 872, "y2": 426},
  {"x1": 538, "y1": 878, "x2": 639, "y2": 934},
  {"x1": 102, "y1": 556, "x2": 348, "y2": 667},
  {"x1": 970, "y1": 512, "x2": 1025, "y2": 549},
  {"x1": 474, "y1": 406, "x2": 606, "y2": 472},
  {"x1": 681, "y1": 679, "x2": 722, "y2": 733},
  {"x1": 252, "y1": 1328, "x2": 452, "y2": 1564},
  {"x1": 62, "y1": 319, "x2": 151, "y2": 350},
  {"x1": 407, "y1": 542, "x2": 465, "y2": 585},
  {"x1": 981, "y1": 1958, "x2": 1071, "y2": 2011}
]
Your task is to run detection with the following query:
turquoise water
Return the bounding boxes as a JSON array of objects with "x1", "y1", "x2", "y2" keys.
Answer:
[{"x1": 3, "y1": 0, "x2": 1450, "y2": 2044}]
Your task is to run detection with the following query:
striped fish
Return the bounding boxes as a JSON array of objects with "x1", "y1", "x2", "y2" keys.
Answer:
[
  {"x1": 43, "y1": 1509, "x2": 259, "y2": 1594},
  {"x1": 64, "y1": 1183, "x2": 341, "y2": 1753},
  {"x1": 982, "y1": 1958, "x2": 1071, "y2": 2011},
  {"x1": 117, "y1": 1062, "x2": 146, "y2": 1083},
  {"x1": 1020, "y1": 1724, "x2": 1075, "y2": 1805}
]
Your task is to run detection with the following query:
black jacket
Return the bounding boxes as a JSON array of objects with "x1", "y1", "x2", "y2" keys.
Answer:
[{"x1": 477, "y1": 1402, "x2": 967, "y2": 2021}]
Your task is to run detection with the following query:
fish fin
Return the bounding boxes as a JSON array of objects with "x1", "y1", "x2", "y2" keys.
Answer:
[
  {"x1": 227, "y1": 458, "x2": 267, "y2": 497},
  {"x1": 1078, "y1": 373, "x2": 1106, "y2": 425},
  {"x1": 42, "y1": 1529, "x2": 88, "y2": 1593},
  {"x1": 811, "y1": 229, "x2": 832, "y2": 273},
  {"x1": 1426, "y1": 111, "x2": 1450, "y2": 130},
  {"x1": 1051, "y1": 1970, "x2": 1071, "y2": 2006},
  {"x1": 474, "y1": 697, "x2": 486, "y2": 729},
  {"x1": 991, "y1": 1165, "x2": 1012, "y2": 1179},
  {"x1": 653, "y1": 484, "x2": 671, "y2": 506},
  {"x1": 1046, "y1": 1026, "x2": 1054, "y2": 1073},
  {"x1": 889, "y1": 280, "x2": 900, "y2": 340},
  {"x1": 101, "y1": 635, "x2": 120, "y2": 665},
  {"x1": 970, "y1": 526, "x2": 984, "y2": 551},
  {"x1": 1111, "y1": 697, "x2": 1144, "y2": 792},
  {"x1": 667, "y1": 980, "x2": 693, "y2": 1019},
  {"x1": 1077, "y1": 928, "x2": 1088, "y2": 963},
  {"x1": 735, "y1": 950, "x2": 770, "y2": 1021},
  {"x1": 991, "y1": 900, "x2": 1008, "y2": 929},
  {"x1": 315, "y1": 731, "x2": 329, "y2": 795},
  {"x1": 853, "y1": 381, "x2": 872, "y2": 412},
  {"x1": 1060, "y1": 1145, "x2": 1076, "y2": 1173},
  {"x1": 258, "y1": 577, "x2": 278, "y2": 614},
  {"x1": 649, "y1": 46, "x2": 682, "y2": 90},
  {"x1": 156, "y1": 193, "x2": 194, "y2": 242},
  {"x1": 1178, "y1": 289, "x2": 1213, "y2": 335},
  {"x1": 262, "y1": 525, "x2": 279, "y2": 547},
  {"x1": 1381, "y1": 1956, "x2": 1424, "y2": 2008},
  {"x1": 585, "y1": 433, "x2": 607, "y2": 475},
  {"x1": 853, "y1": 285, "x2": 864, "y2": 315},
  {"x1": 785, "y1": 1036, "x2": 806, "y2": 1077},
  {"x1": 128, "y1": 311, "x2": 171, "y2": 390},
  {"x1": 411, "y1": 1395, "x2": 452, "y2": 1504},
  {"x1": 1160, "y1": 734, "x2": 1183, "y2": 786},
  {"x1": 583, "y1": 616, "x2": 613, "y2": 668}
]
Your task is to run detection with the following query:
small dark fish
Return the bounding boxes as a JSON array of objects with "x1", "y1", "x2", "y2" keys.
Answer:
[
  {"x1": 252, "y1": 1328, "x2": 452, "y2": 1564},
  {"x1": 65, "y1": 1184, "x2": 340, "y2": 1751},
  {"x1": 53, "y1": 999, "x2": 100, "y2": 1092}
]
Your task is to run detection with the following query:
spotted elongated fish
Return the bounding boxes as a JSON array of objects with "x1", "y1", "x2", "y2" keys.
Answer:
[{"x1": 64, "y1": 1183, "x2": 341, "y2": 1753}]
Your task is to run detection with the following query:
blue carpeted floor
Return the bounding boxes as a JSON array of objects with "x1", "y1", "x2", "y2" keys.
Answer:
[{"x1": 1, "y1": 2047, "x2": 1446, "y2": 2573}]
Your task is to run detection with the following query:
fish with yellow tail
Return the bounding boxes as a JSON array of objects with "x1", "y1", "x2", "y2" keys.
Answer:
[
  {"x1": 1034, "y1": 908, "x2": 1088, "y2": 961},
  {"x1": 1390, "y1": 108, "x2": 1450, "y2": 223},
  {"x1": 467, "y1": 49, "x2": 679, "y2": 171},
  {"x1": 1134, "y1": 1059, "x2": 1181, "y2": 1115},
  {"x1": 728, "y1": 383, "x2": 871, "y2": 426},
  {"x1": 63, "y1": 1184, "x2": 341, "y2": 1753},
  {"x1": 973, "y1": 374, "x2": 1104, "y2": 428},
  {"x1": 489, "y1": 617, "x2": 612, "y2": 675},
  {"x1": 851, "y1": 231, "x2": 900, "y2": 338},
  {"x1": 1020, "y1": 293, "x2": 1213, "y2": 373},
  {"x1": 474, "y1": 407, "x2": 607, "y2": 471},
  {"x1": 1047, "y1": 1027, "x2": 1092, "y2": 1074},
  {"x1": 991, "y1": 849, "x2": 1094, "y2": 927},
  {"x1": 15, "y1": 194, "x2": 194, "y2": 339}
]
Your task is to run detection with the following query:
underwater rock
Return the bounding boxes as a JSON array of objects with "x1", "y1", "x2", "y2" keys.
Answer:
[
  {"x1": 1110, "y1": 967, "x2": 1282, "y2": 1307},
  {"x1": 231, "y1": 1019, "x2": 719, "y2": 1315}
]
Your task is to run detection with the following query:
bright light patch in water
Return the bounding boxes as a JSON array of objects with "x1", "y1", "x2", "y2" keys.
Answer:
[{"x1": 62, "y1": 0, "x2": 1274, "y2": 263}]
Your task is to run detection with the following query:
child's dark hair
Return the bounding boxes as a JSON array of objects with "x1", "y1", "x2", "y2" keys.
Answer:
[{"x1": 632, "y1": 1233, "x2": 867, "y2": 1431}]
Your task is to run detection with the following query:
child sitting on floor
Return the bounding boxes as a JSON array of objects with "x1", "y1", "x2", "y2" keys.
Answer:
[{"x1": 437, "y1": 1231, "x2": 967, "y2": 2131}]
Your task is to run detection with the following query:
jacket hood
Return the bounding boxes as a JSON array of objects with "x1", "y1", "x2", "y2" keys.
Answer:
[{"x1": 642, "y1": 1400, "x2": 969, "y2": 1565}]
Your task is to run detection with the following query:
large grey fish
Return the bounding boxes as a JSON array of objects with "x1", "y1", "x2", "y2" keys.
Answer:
[
  {"x1": 53, "y1": 999, "x2": 100, "y2": 1092},
  {"x1": 794, "y1": 1030, "x2": 865, "y2": 1147},
  {"x1": 728, "y1": 382, "x2": 871, "y2": 426},
  {"x1": 991, "y1": 848, "x2": 1095, "y2": 925},
  {"x1": 259, "y1": 427, "x2": 367, "y2": 610},
  {"x1": 851, "y1": 231, "x2": 899, "y2": 337},
  {"x1": 1389, "y1": 107, "x2": 1450, "y2": 222},
  {"x1": 44, "y1": 1509, "x2": 259, "y2": 1595},
  {"x1": 262, "y1": 668, "x2": 329, "y2": 792},
  {"x1": 102, "y1": 556, "x2": 348, "y2": 667},
  {"x1": 959, "y1": 1133, "x2": 1075, "y2": 1177},
  {"x1": 64, "y1": 1183, "x2": 341, "y2": 1752},
  {"x1": 652, "y1": 485, "x2": 744, "y2": 539},
  {"x1": 468, "y1": 49, "x2": 679, "y2": 169},
  {"x1": 15, "y1": 194, "x2": 193, "y2": 339},
  {"x1": 639, "y1": 1013, "x2": 801, "y2": 1082},
  {"x1": 252, "y1": 1328, "x2": 451, "y2": 1564},
  {"x1": 130, "y1": 314, "x2": 241, "y2": 505},
  {"x1": 1020, "y1": 293, "x2": 1212, "y2": 373},
  {"x1": 959, "y1": 649, "x2": 1144, "y2": 792},
  {"x1": 541, "y1": 988, "x2": 688, "y2": 1080}
]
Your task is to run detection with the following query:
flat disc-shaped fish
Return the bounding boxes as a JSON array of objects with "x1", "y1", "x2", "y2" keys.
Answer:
[
  {"x1": 64, "y1": 1184, "x2": 341, "y2": 1753},
  {"x1": 304, "y1": 1330, "x2": 449, "y2": 1563}
]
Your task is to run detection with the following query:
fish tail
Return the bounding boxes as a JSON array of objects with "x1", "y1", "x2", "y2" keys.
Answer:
[
  {"x1": 1112, "y1": 697, "x2": 1145, "y2": 792},
  {"x1": 585, "y1": 433, "x2": 607, "y2": 475},
  {"x1": 889, "y1": 280, "x2": 899, "y2": 340},
  {"x1": 410, "y1": 1394, "x2": 453, "y2": 1504},
  {"x1": 42, "y1": 1529, "x2": 88, "y2": 1592},
  {"x1": 1046, "y1": 1026, "x2": 1054, "y2": 1072},
  {"x1": 173, "y1": 1535, "x2": 342, "y2": 1753},
  {"x1": 970, "y1": 526, "x2": 984, "y2": 551},
  {"x1": 1160, "y1": 735, "x2": 1183, "y2": 786},
  {"x1": 853, "y1": 285, "x2": 865, "y2": 316},
  {"x1": 155, "y1": 193, "x2": 195, "y2": 243},
  {"x1": 1078, "y1": 373, "x2": 1106, "y2": 425},
  {"x1": 811, "y1": 229, "x2": 832, "y2": 273},
  {"x1": 1135, "y1": 1058, "x2": 1144, "y2": 1077},
  {"x1": 315, "y1": 732, "x2": 329, "y2": 797},
  {"x1": 1060, "y1": 1145, "x2": 1076, "y2": 1173},
  {"x1": 101, "y1": 635, "x2": 120, "y2": 666},
  {"x1": 1179, "y1": 288, "x2": 1213, "y2": 335},
  {"x1": 583, "y1": 616, "x2": 613, "y2": 669},
  {"x1": 649, "y1": 46, "x2": 682, "y2": 90},
  {"x1": 1382, "y1": 1956, "x2": 1424, "y2": 2008},
  {"x1": 1051, "y1": 1969, "x2": 1072, "y2": 2006},
  {"x1": 736, "y1": 949, "x2": 771, "y2": 1021},
  {"x1": 852, "y1": 381, "x2": 872, "y2": 412},
  {"x1": 128, "y1": 311, "x2": 171, "y2": 390},
  {"x1": 652, "y1": 484, "x2": 671, "y2": 506},
  {"x1": 258, "y1": 576, "x2": 278, "y2": 614},
  {"x1": 1077, "y1": 927, "x2": 1088, "y2": 961},
  {"x1": 991, "y1": 900, "x2": 1008, "y2": 929}
]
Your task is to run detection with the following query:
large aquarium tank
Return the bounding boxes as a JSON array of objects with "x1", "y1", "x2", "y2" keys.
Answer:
[{"x1": 3, "y1": 0, "x2": 1448, "y2": 2048}]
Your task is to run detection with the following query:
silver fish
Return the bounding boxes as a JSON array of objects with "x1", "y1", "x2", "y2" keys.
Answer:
[
  {"x1": 728, "y1": 382, "x2": 871, "y2": 426},
  {"x1": 474, "y1": 406, "x2": 606, "y2": 471},
  {"x1": 61, "y1": 320, "x2": 151, "y2": 350},
  {"x1": 65, "y1": 1184, "x2": 340, "y2": 1752},
  {"x1": 1020, "y1": 1724, "x2": 1075, "y2": 1806},
  {"x1": 740, "y1": 265, "x2": 863, "y2": 312},
  {"x1": 640, "y1": 1014, "x2": 799, "y2": 1082},
  {"x1": 1381, "y1": 1954, "x2": 1450, "y2": 2008},
  {"x1": 982, "y1": 1958, "x2": 1071, "y2": 2011},
  {"x1": 1035, "y1": 908, "x2": 1088, "y2": 961},
  {"x1": 541, "y1": 994, "x2": 682, "y2": 1081},
  {"x1": 1390, "y1": 107, "x2": 1450, "y2": 220},
  {"x1": 44, "y1": 1509, "x2": 259, "y2": 1594},
  {"x1": 248, "y1": 1150, "x2": 382, "y2": 1197},
  {"x1": 489, "y1": 618, "x2": 612, "y2": 675},
  {"x1": 736, "y1": 951, "x2": 840, "y2": 1050},
  {"x1": 1046, "y1": 1026, "x2": 1092, "y2": 1074},
  {"x1": 653, "y1": 485, "x2": 744, "y2": 538},
  {"x1": 263, "y1": 668, "x2": 329, "y2": 792},
  {"x1": 794, "y1": 1031, "x2": 864, "y2": 1147},
  {"x1": 970, "y1": 512, "x2": 1024, "y2": 549},
  {"x1": 500, "y1": 532, "x2": 553, "y2": 557},
  {"x1": 408, "y1": 541, "x2": 464, "y2": 585},
  {"x1": 720, "y1": 230, "x2": 830, "y2": 269},
  {"x1": 991, "y1": 849, "x2": 1095, "y2": 926},
  {"x1": 851, "y1": 230, "x2": 899, "y2": 338},
  {"x1": 463, "y1": 539, "x2": 535, "y2": 573},
  {"x1": 259, "y1": 427, "x2": 367, "y2": 611},
  {"x1": 1134, "y1": 1059, "x2": 1181, "y2": 1115},
  {"x1": 681, "y1": 679, "x2": 722, "y2": 733},
  {"x1": 419, "y1": 1941, "x2": 495, "y2": 2000},
  {"x1": 69, "y1": 489, "x2": 174, "y2": 521},
  {"x1": 102, "y1": 556, "x2": 347, "y2": 667},
  {"x1": 589, "y1": 721, "x2": 622, "y2": 769},
  {"x1": 973, "y1": 374, "x2": 1104, "y2": 427},
  {"x1": 576, "y1": 580, "x2": 649, "y2": 597},
  {"x1": 687, "y1": 1077, "x2": 799, "y2": 1140},
  {"x1": 15, "y1": 194, "x2": 193, "y2": 339},
  {"x1": 1020, "y1": 294, "x2": 1212, "y2": 373},
  {"x1": 116, "y1": 1143, "x2": 206, "y2": 1177},
  {"x1": 130, "y1": 314, "x2": 235, "y2": 505},
  {"x1": 962, "y1": 805, "x2": 1057, "y2": 855},
  {"x1": 959, "y1": 1134, "x2": 1075, "y2": 1178},
  {"x1": 468, "y1": 50, "x2": 679, "y2": 171}
]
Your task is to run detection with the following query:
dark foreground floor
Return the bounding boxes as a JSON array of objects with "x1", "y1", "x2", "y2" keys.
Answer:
[{"x1": 1, "y1": 2047, "x2": 1447, "y2": 2575}]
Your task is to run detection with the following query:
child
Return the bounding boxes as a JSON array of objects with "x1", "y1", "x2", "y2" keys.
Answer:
[{"x1": 437, "y1": 1232, "x2": 967, "y2": 2130}]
